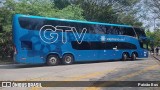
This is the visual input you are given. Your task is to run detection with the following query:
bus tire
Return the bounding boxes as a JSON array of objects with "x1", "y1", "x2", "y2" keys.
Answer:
[
  {"x1": 47, "y1": 55, "x2": 59, "y2": 66},
  {"x1": 62, "y1": 54, "x2": 74, "y2": 65},
  {"x1": 131, "y1": 53, "x2": 136, "y2": 60},
  {"x1": 122, "y1": 53, "x2": 127, "y2": 61}
]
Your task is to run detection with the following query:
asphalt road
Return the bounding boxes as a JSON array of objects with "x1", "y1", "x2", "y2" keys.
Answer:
[{"x1": 0, "y1": 55, "x2": 160, "y2": 90}]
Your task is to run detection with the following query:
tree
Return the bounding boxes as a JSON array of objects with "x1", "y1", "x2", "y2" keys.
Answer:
[
  {"x1": 146, "y1": 29, "x2": 160, "y2": 47},
  {"x1": 145, "y1": 0, "x2": 160, "y2": 19},
  {"x1": 0, "y1": 0, "x2": 84, "y2": 59},
  {"x1": 60, "y1": 0, "x2": 142, "y2": 26},
  {"x1": 142, "y1": 0, "x2": 160, "y2": 46},
  {"x1": 154, "y1": 29, "x2": 160, "y2": 46},
  {"x1": 51, "y1": 0, "x2": 70, "y2": 9}
]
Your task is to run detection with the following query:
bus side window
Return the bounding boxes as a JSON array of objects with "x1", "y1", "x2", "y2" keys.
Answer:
[
  {"x1": 105, "y1": 26, "x2": 112, "y2": 34},
  {"x1": 79, "y1": 23, "x2": 89, "y2": 33},
  {"x1": 118, "y1": 27, "x2": 123, "y2": 35},
  {"x1": 21, "y1": 41, "x2": 32, "y2": 50},
  {"x1": 106, "y1": 42, "x2": 117, "y2": 50},
  {"x1": 123, "y1": 27, "x2": 136, "y2": 37},
  {"x1": 71, "y1": 41, "x2": 91, "y2": 50},
  {"x1": 117, "y1": 42, "x2": 137, "y2": 49},
  {"x1": 91, "y1": 42, "x2": 106, "y2": 50},
  {"x1": 93, "y1": 25, "x2": 106, "y2": 34},
  {"x1": 107, "y1": 26, "x2": 120, "y2": 35},
  {"x1": 112, "y1": 26, "x2": 120, "y2": 35}
]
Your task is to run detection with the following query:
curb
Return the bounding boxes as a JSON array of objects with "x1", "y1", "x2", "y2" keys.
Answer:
[
  {"x1": 0, "y1": 61, "x2": 14, "y2": 65},
  {"x1": 152, "y1": 55, "x2": 160, "y2": 61}
]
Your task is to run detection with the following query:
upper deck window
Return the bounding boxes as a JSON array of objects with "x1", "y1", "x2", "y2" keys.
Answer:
[{"x1": 18, "y1": 17, "x2": 136, "y2": 37}]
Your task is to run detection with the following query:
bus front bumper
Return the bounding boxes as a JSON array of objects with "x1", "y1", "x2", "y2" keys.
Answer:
[{"x1": 138, "y1": 50, "x2": 148, "y2": 58}]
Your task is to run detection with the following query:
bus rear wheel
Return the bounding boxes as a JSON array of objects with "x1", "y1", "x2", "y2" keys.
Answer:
[
  {"x1": 62, "y1": 54, "x2": 74, "y2": 65},
  {"x1": 47, "y1": 55, "x2": 59, "y2": 66},
  {"x1": 131, "y1": 53, "x2": 136, "y2": 60},
  {"x1": 122, "y1": 53, "x2": 127, "y2": 61}
]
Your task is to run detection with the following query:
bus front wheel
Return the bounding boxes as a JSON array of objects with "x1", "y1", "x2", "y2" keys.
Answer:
[
  {"x1": 122, "y1": 53, "x2": 127, "y2": 61},
  {"x1": 47, "y1": 55, "x2": 59, "y2": 66},
  {"x1": 62, "y1": 54, "x2": 74, "y2": 65},
  {"x1": 131, "y1": 53, "x2": 136, "y2": 60}
]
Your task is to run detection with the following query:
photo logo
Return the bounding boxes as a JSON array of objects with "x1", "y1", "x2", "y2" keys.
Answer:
[
  {"x1": 101, "y1": 36, "x2": 106, "y2": 42},
  {"x1": 2, "y1": 82, "x2": 12, "y2": 87},
  {"x1": 39, "y1": 25, "x2": 87, "y2": 44}
]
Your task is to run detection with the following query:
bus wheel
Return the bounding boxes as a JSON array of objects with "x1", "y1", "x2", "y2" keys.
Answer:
[
  {"x1": 131, "y1": 53, "x2": 136, "y2": 60},
  {"x1": 47, "y1": 55, "x2": 59, "y2": 66},
  {"x1": 62, "y1": 54, "x2": 74, "y2": 65},
  {"x1": 122, "y1": 53, "x2": 127, "y2": 61}
]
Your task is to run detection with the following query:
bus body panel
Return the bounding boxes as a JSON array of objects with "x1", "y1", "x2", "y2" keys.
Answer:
[{"x1": 13, "y1": 14, "x2": 148, "y2": 64}]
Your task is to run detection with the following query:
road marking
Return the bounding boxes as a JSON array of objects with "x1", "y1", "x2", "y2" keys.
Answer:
[
  {"x1": 29, "y1": 69, "x2": 118, "y2": 90},
  {"x1": 31, "y1": 64, "x2": 159, "y2": 90},
  {"x1": 4, "y1": 60, "x2": 157, "y2": 90},
  {"x1": 66, "y1": 70, "x2": 117, "y2": 81},
  {"x1": 85, "y1": 65, "x2": 159, "y2": 90},
  {"x1": 29, "y1": 69, "x2": 120, "y2": 90}
]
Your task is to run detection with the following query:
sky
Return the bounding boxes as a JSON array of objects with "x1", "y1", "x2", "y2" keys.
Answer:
[{"x1": 137, "y1": 0, "x2": 160, "y2": 32}]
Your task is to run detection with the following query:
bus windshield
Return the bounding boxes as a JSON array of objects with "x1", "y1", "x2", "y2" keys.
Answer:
[
  {"x1": 139, "y1": 40, "x2": 148, "y2": 49},
  {"x1": 134, "y1": 28, "x2": 146, "y2": 38}
]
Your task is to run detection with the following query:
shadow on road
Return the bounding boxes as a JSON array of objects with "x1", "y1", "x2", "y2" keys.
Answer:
[
  {"x1": 74, "y1": 58, "x2": 146, "y2": 65},
  {"x1": 0, "y1": 58, "x2": 146, "y2": 69},
  {"x1": 0, "y1": 64, "x2": 46, "y2": 69}
]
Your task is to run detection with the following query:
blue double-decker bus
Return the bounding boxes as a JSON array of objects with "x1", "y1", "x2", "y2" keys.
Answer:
[{"x1": 13, "y1": 14, "x2": 148, "y2": 65}]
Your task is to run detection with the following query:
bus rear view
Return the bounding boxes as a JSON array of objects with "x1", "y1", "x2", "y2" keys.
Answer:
[{"x1": 13, "y1": 14, "x2": 148, "y2": 65}]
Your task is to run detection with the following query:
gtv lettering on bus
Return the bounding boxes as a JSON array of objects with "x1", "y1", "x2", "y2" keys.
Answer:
[{"x1": 39, "y1": 25, "x2": 87, "y2": 44}]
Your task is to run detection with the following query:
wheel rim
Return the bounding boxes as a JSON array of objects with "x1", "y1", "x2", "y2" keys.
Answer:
[
  {"x1": 133, "y1": 54, "x2": 136, "y2": 60},
  {"x1": 65, "y1": 56, "x2": 72, "y2": 64},
  {"x1": 123, "y1": 54, "x2": 127, "y2": 60},
  {"x1": 49, "y1": 57, "x2": 57, "y2": 64}
]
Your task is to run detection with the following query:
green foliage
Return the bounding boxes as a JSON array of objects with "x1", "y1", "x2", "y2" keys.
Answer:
[
  {"x1": 52, "y1": 0, "x2": 70, "y2": 9},
  {"x1": 0, "y1": 0, "x2": 84, "y2": 33},
  {"x1": 0, "y1": 0, "x2": 84, "y2": 58},
  {"x1": 64, "y1": 0, "x2": 142, "y2": 26},
  {"x1": 154, "y1": 29, "x2": 160, "y2": 46},
  {"x1": 146, "y1": 29, "x2": 160, "y2": 47},
  {"x1": 118, "y1": 13, "x2": 142, "y2": 26},
  {"x1": 81, "y1": 2, "x2": 118, "y2": 23},
  {"x1": 55, "y1": 5, "x2": 84, "y2": 20}
]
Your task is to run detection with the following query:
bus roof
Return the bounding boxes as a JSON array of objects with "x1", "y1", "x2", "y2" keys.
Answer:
[{"x1": 16, "y1": 14, "x2": 133, "y2": 28}]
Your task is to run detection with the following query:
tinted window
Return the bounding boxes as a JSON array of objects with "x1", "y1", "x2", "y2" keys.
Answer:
[
  {"x1": 105, "y1": 26, "x2": 136, "y2": 37},
  {"x1": 71, "y1": 41, "x2": 91, "y2": 50},
  {"x1": 134, "y1": 28, "x2": 146, "y2": 38},
  {"x1": 72, "y1": 41, "x2": 106, "y2": 50},
  {"x1": 21, "y1": 41, "x2": 32, "y2": 50},
  {"x1": 19, "y1": 17, "x2": 45, "y2": 30},
  {"x1": 105, "y1": 26, "x2": 118, "y2": 34},
  {"x1": 123, "y1": 27, "x2": 136, "y2": 37},
  {"x1": 106, "y1": 26, "x2": 116, "y2": 34},
  {"x1": 92, "y1": 25, "x2": 106, "y2": 34},
  {"x1": 19, "y1": 17, "x2": 136, "y2": 37},
  {"x1": 90, "y1": 42, "x2": 106, "y2": 50},
  {"x1": 139, "y1": 41, "x2": 148, "y2": 49},
  {"x1": 106, "y1": 42, "x2": 117, "y2": 49},
  {"x1": 71, "y1": 41, "x2": 136, "y2": 50},
  {"x1": 19, "y1": 17, "x2": 89, "y2": 33},
  {"x1": 118, "y1": 42, "x2": 137, "y2": 49}
]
